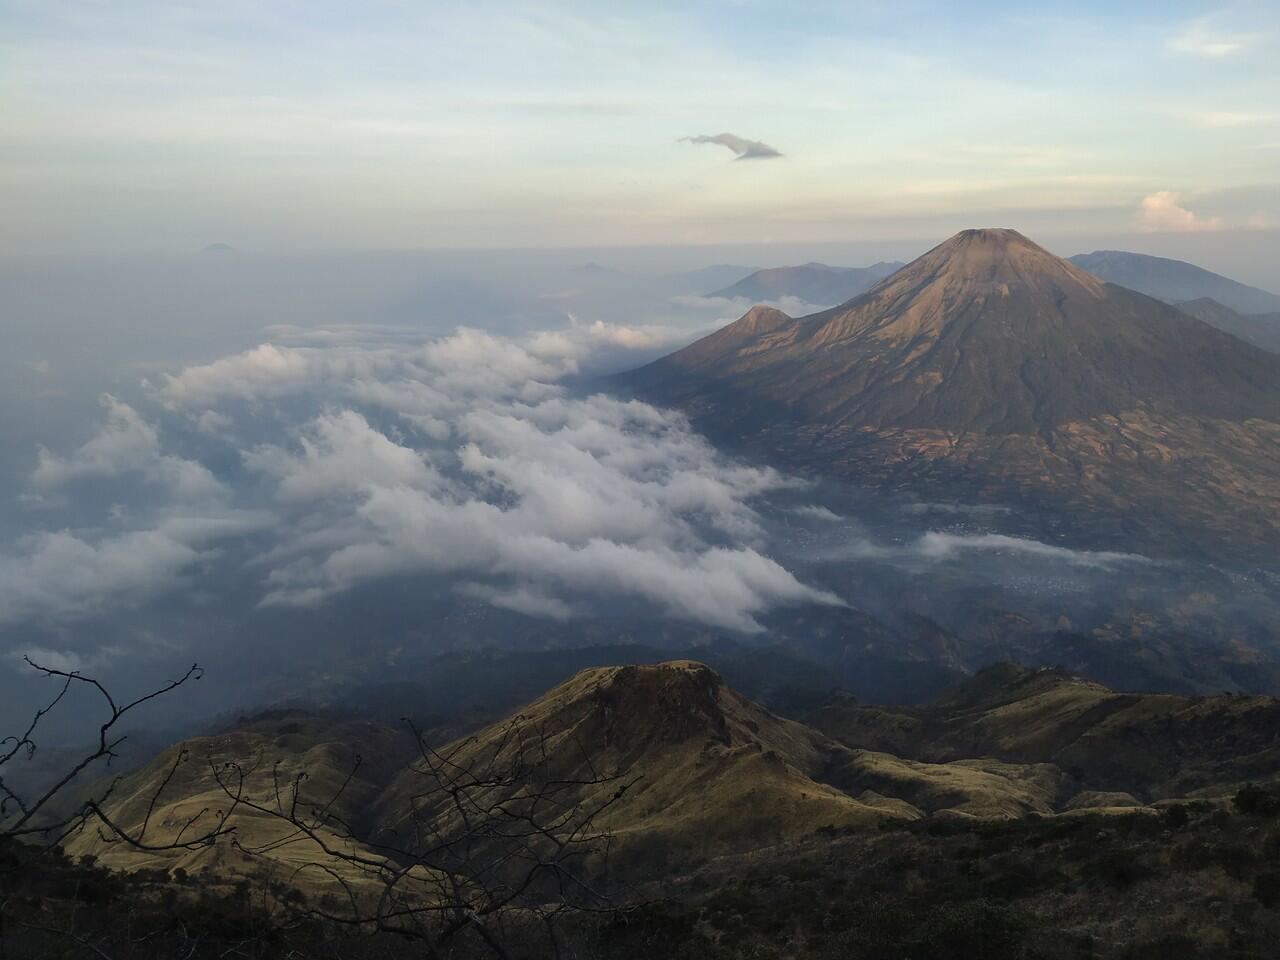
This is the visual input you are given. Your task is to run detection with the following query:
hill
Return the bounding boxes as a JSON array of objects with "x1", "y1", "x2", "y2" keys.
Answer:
[
  {"x1": 619, "y1": 228, "x2": 1280, "y2": 557},
  {"x1": 1069, "y1": 249, "x2": 1280, "y2": 314},
  {"x1": 707, "y1": 260, "x2": 903, "y2": 305},
  {"x1": 43, "y1": 659, "x2": 1280, "y2": 957},
  {"x1": 63, "y1": 658, "x2": 1280, "y2": 887},
  {"x1": 61, "y1": 712, "x2": 417, "y2": 896},
  {"x1": 810, "y1": 662, "x2": 1280, "y2": 803},
  {"x1": 373, "y1": 662, "x2": 896, "y2": 874}
]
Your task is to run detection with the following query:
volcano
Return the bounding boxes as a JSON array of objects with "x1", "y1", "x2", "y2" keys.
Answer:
[{"x1": 620, "y1": 229, "x2": 1280, "y2": 556}]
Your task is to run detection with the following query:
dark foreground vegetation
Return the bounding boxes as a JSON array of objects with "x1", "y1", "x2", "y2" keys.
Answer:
[
  {"x1": 8, "y1": 658, "x2": 1280, "y2": 958},
  {"x1": 5, "y1": 785, "x2": 1280, "y2": 959}
]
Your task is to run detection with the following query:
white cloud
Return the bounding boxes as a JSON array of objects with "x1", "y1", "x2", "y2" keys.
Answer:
[
  {"x1": 810, "y1": 528, "x2": 1147, "y2": 570},
  {"x1": 253, "y1": 394, "x2": 833, "y2": 632},
  {"x1": 156, "y1": 322, "x2": 684, "y2": 414},
  {"x1": 913, "y1": 533, "x2": 1144, "y2": 568},
  {"x1": 245, "y1": 410, "x2": 442, "y2": 502},
  {"x1": 11, "y1": 644, "x2": 128, "y2": 675},
  {"x1": 151, "y1": 324, "x2": 838, "y2": 631},
  {"x1": 158, "y1": 342, "x2": 408, "y2": 409},
  {"x1": 0, "y1": 512, "x2": 270, "y2": 625},
  {"x1": 1168, "y1": 19, "x2": 1254, "y2": 58},
  {"x1": 1182, "y1": 110, "x2": 1276, "y2": 129},
  {"x1": 31, "y1": 394, "x2": 225, "y2": 502},
  {"x1": 789, "y1": 505, "x2": 842, "y2": 522},
  {"x1": 457, "y1": 582, "x2": 574, "y2": 621},
  {"x1": 7, "y1": 321, "x2": 837, "y2": 633},
  {"x1": 1137, "y1": 191, "x2": 1223, "y2": 233}
]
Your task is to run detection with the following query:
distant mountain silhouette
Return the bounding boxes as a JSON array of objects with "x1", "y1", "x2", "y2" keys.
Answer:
[
  {"x1": 620, "y1": 228, "x2": 1280, "y2": 557},
  {"x1": 1070, "y1": 249, "x2": 1280, "y2": 314},
  {"x1": 707, "y1": 260, "x2": 904, "y2": 305}
]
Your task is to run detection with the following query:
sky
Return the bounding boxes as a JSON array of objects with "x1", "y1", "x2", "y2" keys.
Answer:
[{"x1": 2, "y1": 0, "x2": 1278, "y2": 256}]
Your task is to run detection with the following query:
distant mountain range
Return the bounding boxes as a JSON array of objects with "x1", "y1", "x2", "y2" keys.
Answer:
[
  {"x1": 707, "y1": 260, "x2": 904, "y2": 305},
  {"x1": 619, "y1": 228, "x2": 1280, "y2": 557},
  {"x1": 1069, "y1": 249, "x2": 1280, "y2": 314}
]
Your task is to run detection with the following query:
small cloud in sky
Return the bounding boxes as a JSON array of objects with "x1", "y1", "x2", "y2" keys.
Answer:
[
  {"x1": 1167, "y1": 19, "x2": 1253, "y2": 58},
  {"x1": 1138, "y1": 191, "x2": 1223, "y2": 233},
  {"x1": 680, "y1": 132, "x2": 782, "y2": 160},
  {"x1": 1183, "y1": 110, "x2": 1277, "y2": 129}
]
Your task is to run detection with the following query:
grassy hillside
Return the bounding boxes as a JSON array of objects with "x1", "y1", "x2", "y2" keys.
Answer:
[
  {"x1": 61, "y1": 711, "x2": 416, "y2": 897},
  {"x1": 810, "y1": 662, "x2": 1280, "y2": 802}
]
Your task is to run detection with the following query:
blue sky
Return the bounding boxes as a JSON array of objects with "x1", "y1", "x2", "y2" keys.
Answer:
[{"x1": 1, "y1": 0, "x2": 1277, "y2": 254}]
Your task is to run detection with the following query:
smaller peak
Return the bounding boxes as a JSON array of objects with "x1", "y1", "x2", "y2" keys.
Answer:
[{"x1": 734, "y1": 304, "x2": 792, "y2": 335}]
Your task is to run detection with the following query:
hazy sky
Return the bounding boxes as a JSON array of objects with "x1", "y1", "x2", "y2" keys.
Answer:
[{"x1": 2, "y1": 0, "x2": 1277, "y2": 255}]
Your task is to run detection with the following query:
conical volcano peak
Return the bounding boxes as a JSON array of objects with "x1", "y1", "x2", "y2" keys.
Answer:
[
  {"x1": 949, "y1": 227, "x2": 1037, "y2": 249},
  {"x1": 912, "y1": 227, "x2": 1104, "y2": 294},
  {"x1": 798, "y1": 227, "x2": 1108, "y2": 349},
  {"x1": 940, "y1": 228, "x2": 1054, "y2": 266}
]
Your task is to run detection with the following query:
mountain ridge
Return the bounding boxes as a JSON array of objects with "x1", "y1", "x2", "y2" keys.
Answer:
[
  {"x1": 61, "y1": 659, "x2": 1280, "y2": 887},
  {"x1": 1070, "y1": 249, "x2": 1280, "y2": 314},
  {"x1": 707, "y1": 259, "x2": 904, "y2": 305},
  {"x1": 1173, "y1": 296, "x2": 1280, "y2": 353}
]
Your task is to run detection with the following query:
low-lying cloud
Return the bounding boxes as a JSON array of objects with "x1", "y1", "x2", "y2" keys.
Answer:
[
  {"x1": 912, "y1": 533, "x2": 1146, "y2": 568},
  {"x1": 813, "y1": 530, "x2": 1147, "y2": 571},
  {"x1": 0, "y1": 511, "x2": 270, "y2": 625},
  {"x1": 32, "y1": 394, "x2": 226, "y2": 504},
  {"x1": 5, "y1": 321, "x2": 838, "y2": 636}
]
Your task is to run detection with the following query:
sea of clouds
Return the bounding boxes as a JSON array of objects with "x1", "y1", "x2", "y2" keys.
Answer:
[{"x1": 3, "y1": 320, "x2": 844, "y2": 672}]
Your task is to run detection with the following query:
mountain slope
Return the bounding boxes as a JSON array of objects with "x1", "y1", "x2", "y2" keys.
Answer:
[
  {"x1": 67, "y1": 662, "x2": 1096, "y2": 885},
  {"x1": 620, "y1": 228, "x2": 1280, "y2": 557},
  {"x1": 811, "y1": 662, "x2": 1280, "y2": 802},
  {"x1": 708, "y1": 260, "x2": 903, "y2": 305},
  {"x1": 61, "y1": 712, "x2": 416, "y2": 893},
  {"x1": 1173, "y1": 297, "x2": 1280, "y2": 353},
  {"x1": 1070, "y1": 249, "x2": 1280, "y2": 314},
  {"x1": 372, "y1": 662, "x2": 893, "y2": 870}
]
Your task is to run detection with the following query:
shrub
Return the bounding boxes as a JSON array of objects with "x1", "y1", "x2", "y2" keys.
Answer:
[
  {"x1": 1253, "y1": 870, "x2": 1280, "y2": 908},
  {"x1": 1234, "y1": 783, "x2": 1280, "y2": 816},
  {"x1": 1083, "y1": 849, "x2": 1155, "y2": 888}
]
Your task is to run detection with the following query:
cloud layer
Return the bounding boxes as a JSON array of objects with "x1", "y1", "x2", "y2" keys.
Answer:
[{"x1": 5, "y1": 321, "x2": 837, "y2": 635}]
